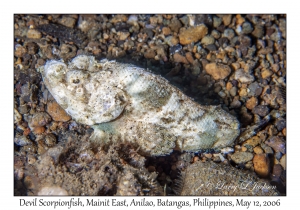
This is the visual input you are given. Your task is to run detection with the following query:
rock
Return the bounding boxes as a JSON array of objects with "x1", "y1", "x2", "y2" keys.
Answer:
[
  {"x1": 204, "y1": 153, "x2": 212, "y2": 159},
  {"x1": 179, "y1": 25, "x2": 208, "y2": 45},
  {"x1": 246, "y1": 97, "x2": 258, "y2": 110},
  {"x1": 47, "y1": 101, "x2": 71, "y2": 122},
  {"x1": 238, "y1": 88, "x2": 248, "y2": 97},
  {"x1": 252, "y1": 105, "x2": 269, "y2": 117},
  {"x1": 18, "y1": 104, "x2": 29, "y2": 114},
  {"x1": 242, "y1": 136, "x2": 261, "y2": 147},
  {"x1": 272, "y1": 164, "x2": 283, "y2": 177},
  {"x1": 282, "y1": 128, "x2": 286, "y2": 136},
  {"x1": 242, "y1": 22, "x2": 253, "y2": 34},
  {"x1": 58, "y1": 16, "x2": 76, "y2": 28},
  {"x1": 275, "y1": 152, "x2": 283, "y2": 160},
  {"x1": 14, "y1": 134, "x2": 33, "y2": 146},
  {"x1": 261, "y1": 68, "x2": 273, "y2": 79},
  {"x1": 265, "y1": 136, "x2": 286, "y2": 154},
  {"x1": 234, "y1": 68, "x2": 254, "y2": 83},
  {"x1": 27, "y1": 29, "x2": 42, "y2": 39},
  {"x1": 144, "y1": 50, "x2": 156, "y2": 59},
  {"x1": 205, "y1": 62, "x2": 231, "y2": 80},
  {"x1": 32, "y1": 126, "x2": 46, "y2": 135},
  {"x1": 127, "y1": 15, "x2": 138, "y2": 26},
  {"x1": 201, "y1": 35, "x2": 215, "y2": 45},
  {"x1": 162, "y1": 27, "x2": 171, "y2": 35},
  {"x1": 253, "y1": 146, "x2": 264, "y2": 154},
  {"x1": 38, "y1": 186, "x2": 68, "y2": 195},
  {"x1": 261, "y1": 143, "x2": 274, "y2": 154},
  {"x1": 165, "y1": 36, "x2": 179, "y2": 46},
  {"x1": 29, "y1": 112, "x2": 52, "y2": 128},
  {"x1": 14, "y1": 108, "x2": 22, "y2": 124},
  {"x1": 279, "y1": 18, "x2": 286, "y2": 38},
  {"x1": 229, "y1": 87, "x2": 237, "y2": 97},
  {"x1": 223, "y1": 28, "x2": 235, "y2": 40},
  {"x1": 275, "y1": 119, "x2": 286, "y2": 131},
  {"x1": 226, "y1": 82, "x2": 233, "y2": 90},
  {"x1": 248, "y1": 82, "x2": 262, "y2": 97},
  {"x1": 213, "y1": 16, "x2": 222, "y2": 28},
  {"x1": 205, "y1": 44, "x2": 217, "y2": 51},
  {"x1": 211, "y1": 29, "x2": 220, "y2": 39},
  {"x1": 111, "y1": 14, "x2": 128, "y2": 24},
  {"x1": 185, "y1": 52, "x2": 194, "y2": 64},
  {"x1": 279, "y1": 154, "x2": 286, "y2": 170},
  {"x1": 173, "y1": 53, "x2": 189, "y2": 64},
  {"x1": 169, "y1": 19, "x2": 182, "y2": 33},
  {"x1": 222, "y1": 14, "x2": 232, "y2": 26},
  {"x1": 231, "y1": 152, "x2": 253, "y2": 164},
  {"x1": 218, "y1": 91, "x2": 226, "y2": 98},
  {"x1": 236, "y1": 14, "x2": 245, "y2": 25},
  {"x1": 253, "y1": 154, "x2": 271, "y2": 178},
  {"x1": 119, "y1": 31, "x2": 130, "y2": 40},
  {"x1": 230, "y1": 99, "x2": 241, "y2": 109},
  {"x1": 14, "y1": 44, "x2": 27, "y2": 57},
  {"x1": 252, "y1": 24, "x2": 264, "y2": 38}
]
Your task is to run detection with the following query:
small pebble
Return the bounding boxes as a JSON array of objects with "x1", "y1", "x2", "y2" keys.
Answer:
[
  {"x1": 252, "y1": 105, "x2": 269, "y2": 117},
  {"x1": 275, "y1": 119, "x2": 286, "y2": 131},
  {"x1": 231, "y1": 152, "x2": 253, "y2": 164},
  {"x1": 252, "y1": 24, "x2": 264, "y2": 38},
  {"x1": 201, "y1": 35, "x2": 215, "y2": 45},
  {"x1": 119, "y1": 31, "x2": 130, "y2": 41},
  {"x1": 248, "y1": 82, "x2": 263, "y2": 97},
  {"x1": 165, "y1": 36, "x2": 179, "y2": 46},
  {"x1": 58, "y1": 16, "x2": 76, "y2": 28},
  {"x1": 261, "y1": 143, "x2": 274, "y2": 154},
  {"x1": 242, "y1": 22, "x2": 253, "y2": 34},
  {"x1": 204, "y1": 153, "x2": 212, "y2": 159},
  {"x1": 253, "y1": 154, "x2": 270, "y2": 178},
  {"x1": 253, "y1": 146, "x2": 264, "y2": 154},
  {"x1": 222, "y1": 14, "x2": 232, "y2": 26},
  {"x1": 234, "y1": 68, "x2": 255, "y2": 83},
  {"x1": 14, "y1": 108, "x2": 22, "y2": 124},
  {"x1": 265, "y1": 136, "x2": 286, "y2": 154},
  {"x1": 272, "y1": 164, "x2": 283, "y2": 178},
  {"x1": 243, "y1": 136, "x2": 261, "y2": 147},
  {"x1": 169, "y1": 19, "x2": 182, "y2": 33},
  {"x1": 179, "y1": 25, "x2": 208, "y2": 45},
  {"x1": 29, "y1": 112, "x2": 51, "y2": 128},
  {"x1": 213, "y1": 16, "x2": 222, "y2": 28},
  {"x1": 14, "y1": 135, "x2": 32, "y2": 146},
  {"x1": 47, "y1": 101, "x2": 71, "y2": 122},
  {"x1": 223, "y1": 28, "x2": 235, "y2": 39},
  {"x1": 246, "y1": 97, "x2": 258, "y2": 110},
  {"x1": 261, "y1": 68, "x2": 273, "y2": 79},
  {"x1": 205, "y1": 62, "x2": 231, "y2": 80},
  {"x1": 279, "y1": 154, "x2": 286, "y2": 170},
  {"x1": 173, "y1": 53, "x2": 189, "y2": 64},
  {"x1": 32, "y1": 126, "x2": 45, "y2": 135},
  {"x1": 27, "y1": 29, "x2": 42, "y2": 39}
]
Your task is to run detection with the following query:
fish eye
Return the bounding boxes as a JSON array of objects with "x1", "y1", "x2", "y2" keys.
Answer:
[{"x1": 73, "y1": 79, "x2": 80, "y2": 84}]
